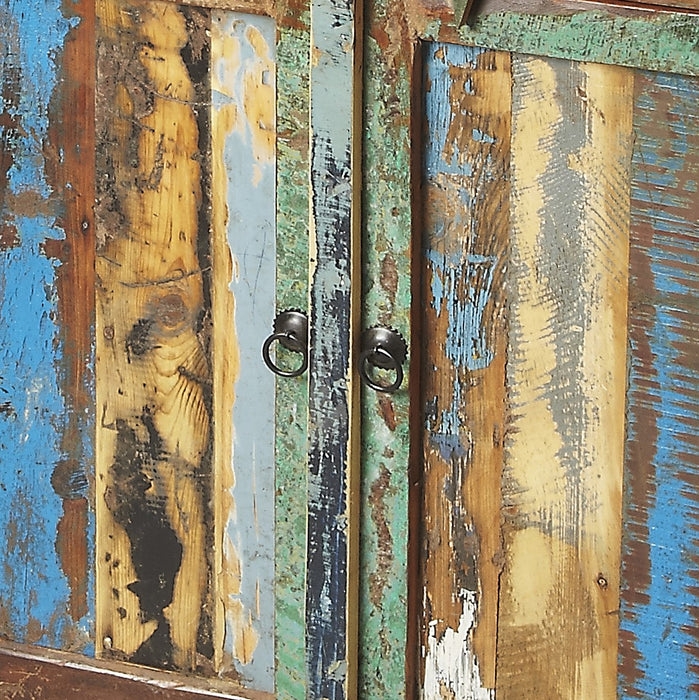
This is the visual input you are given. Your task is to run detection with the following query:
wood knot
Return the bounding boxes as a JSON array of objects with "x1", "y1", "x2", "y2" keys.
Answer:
[{"x1": 157, "y1": 293, "x2": 187, "y2": 329}]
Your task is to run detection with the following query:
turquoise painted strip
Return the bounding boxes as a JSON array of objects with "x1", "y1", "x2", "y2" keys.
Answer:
[
  {"x1": 275, "y1": 20, "x2": 310, "y2": 700},
  {"x1": 0, "y1": 0, "x2": 92, "y2": 649},
  {"x1": 421, "y1": 12, "x2": 699, "y2": 76},
  {"x1": 619, "y1": 70, "x2": 699, "y2": 698},
  {"x1": 213, "y1": 11, "x2": 277, "y2": 691}
]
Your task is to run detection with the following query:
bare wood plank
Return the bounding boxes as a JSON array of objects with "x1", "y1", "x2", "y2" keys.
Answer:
[
  {"x1": 95, "y1": 0, "x2": 213, "y2": 672},
  {"x1": 420, "y1": 43, "x2": 510, "y2": 699},
  {"x1": 210, "y1": 11, "x2": 277, "y2": 690},
  {"x1": 496, "y1": 56, "x2": 632, "y2": 698},
  {"x1": 618, "y1": 70, "x2": 699, "y2": 699}
]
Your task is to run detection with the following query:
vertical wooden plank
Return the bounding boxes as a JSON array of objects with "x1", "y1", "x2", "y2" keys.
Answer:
[
  {"x1": 360, "y1": 0, "x2": 414, "y2": 696},
  {"x1": 496, "y1": 56, "x2": 632, "y2": 698},
  {"x1": 95, "y1": 0, "x2": 213, "y2": 672},
  {"x1": 420, "y1": 43, "x2": 510, "y2": 700},
  {"x1": 274, "y1": 2, "x2": 311, "y2": 696},
  {"x1": 618, "y1": 70, "x2": 699, "y2": 699},
  {"x1": 210, "y1": 11, "x2": 276, "y2": 691},
  {"x1": 0, "y1": 0, "x2": 94, "y2": 650},
  {"x1": 307, "y1": 0, "x2": 361, "y2": 696}
]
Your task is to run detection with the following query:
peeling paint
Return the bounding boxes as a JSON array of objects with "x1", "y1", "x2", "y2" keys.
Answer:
[{"x1": 423, "y1": 590, "x2": 494, "y2": 700}]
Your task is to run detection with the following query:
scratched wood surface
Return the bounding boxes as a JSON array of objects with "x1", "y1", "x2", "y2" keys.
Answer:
[
  {"x1": 420, "y1": 43, "x2": 510, "y2": 699},
  {"x1": 306, "y1": 0, "x2": 361, "y2": 697},
  {"x1": 0, "y1": 0, "x2": 95, "y2": 651},
  {"x1": 618, "y1": 70, "x2": 699, "y2": 699}
]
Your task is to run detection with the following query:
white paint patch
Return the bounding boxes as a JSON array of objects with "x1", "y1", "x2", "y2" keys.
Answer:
[{"x1": 423, "y1": 590, "x2": 494, "y2": 700}]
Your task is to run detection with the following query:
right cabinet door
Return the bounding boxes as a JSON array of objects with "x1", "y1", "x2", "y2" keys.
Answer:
[{"x1": 418, "y1": 44, "x2": 698, "y2": 699}]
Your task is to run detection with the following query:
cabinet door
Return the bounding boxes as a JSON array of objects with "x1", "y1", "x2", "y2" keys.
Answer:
[
  {"x1": 417, "y1": 45, "x2": 699, "y2": 698},
  {"x1": 0, "y1": 0, "x2": 361, "y2": 697},
  {"x1": 360, "y1": 4, "x2": 698, "y2": 699}
]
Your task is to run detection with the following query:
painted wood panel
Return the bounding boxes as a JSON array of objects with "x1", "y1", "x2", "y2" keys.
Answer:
[
  {"x1": 0, "y1": 0, "x2": 94, "y2": 651},
  {"x1": 359, "y1": 0, "x2": 414, "y2": 697},
  {"x1": 420, "y1": 42, "x2": 510, "y2": 700},
  {"x1": 210, "y1": 11, "x2": 277, "y2": 691},
  {"x1": 307, "y1": 0, "x2": 361, "y2": 696},
  {"x1": 274, "y1": 5, "x2": 311, "y2": 698},
  {"x1": 618, "y1": 69, "x2": 699, "y2": 699}
]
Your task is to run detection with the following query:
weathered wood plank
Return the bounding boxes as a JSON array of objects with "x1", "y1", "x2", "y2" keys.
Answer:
[
  {"x1": 413, "y1": 11, "x2": 699, "y2": 77},
  {"x1": 496, "y1": 56, "x2": 632, "y2": 698},
  {"x1": 210, "y1": 11, "x2": 277, "y2": 690},
  {"x1": 307, "y1": 0, "x2": 361, "y2": 696},
  {"x1": 95, "y1": 0, "x2": 213, "y2": 672},
  {"x1": 0, "y1": 0, "x2": 94, "y2": 651},
  {"x1": 274, "y1": 5, "x2": 311, "y2": 698},
  {"x1": 618, "y1": 70, "x2": 699, "y2": 699},
  {"x1": 420, "y1": 43, "x2": 510, "y2": 699},
  {"x1": 359, "y1": 0, "x2": 414, "y2": 697}
]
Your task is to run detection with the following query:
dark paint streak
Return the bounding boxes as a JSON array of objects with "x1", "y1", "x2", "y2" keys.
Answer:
[{"x1": 307, "y1": 132, "x2": 353, "y2": 700}]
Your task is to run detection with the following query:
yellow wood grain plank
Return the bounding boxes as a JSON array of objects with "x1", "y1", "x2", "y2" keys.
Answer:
[
  {"x1": 496, "y1": 56, "x2": 632, "y2": 698},
  {"x1": 95, "y1": 0, "x2": 212, "y2": 672}
]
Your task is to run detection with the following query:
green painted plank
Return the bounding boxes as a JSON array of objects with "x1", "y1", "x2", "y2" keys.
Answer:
[
  {"x1": 360, "y1": 1, "x2": 414, "y2": 698},
  {"x1": 421, "y1": 11, "x2": 699, "y2": 76},
  {"x1": 275, "y1": 15, "x2": 311, "y2": 700}
]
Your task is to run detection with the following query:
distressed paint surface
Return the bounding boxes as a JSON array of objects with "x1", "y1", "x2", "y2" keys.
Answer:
[
  {"x1": 415, "y1": 11, "x2": 699, "y2": 76},
  {"x1": 210, "y1": 12, "x2": 276, "y2": 690},
  {"x1": 0, "y1": 0, "x2": 93, "y2": 651},
  {"x1": 307, "y1": 0, "x2": 360, "y2": 697},
  {"x1": 421, "y1": 43, "x2": 510, "y2": 699},
  {"x1": 95, "y1": 0, "x2": 213, "y2": 673},
  {"x1": 274, "y1": 8, "x2": 311, "y2": 699},
  {"x1": 359, "y1": 0, "x2": 414, "y2": 696},
  {"x1": 496, "y1": 56, "x2": 631, "y2": 698},
  {"x1": 618, "y1": 70, "x2": 699, "y2": 699}
]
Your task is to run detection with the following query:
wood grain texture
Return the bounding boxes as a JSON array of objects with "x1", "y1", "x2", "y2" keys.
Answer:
[
  {"x1": 618, "y1": 70, "x2": 699, "y2": 699},
  {"x1": 496, "y1": 56, "x2": 632, "y2": 698},
  {"x1": 210, "y1": 12, "x2": 277, "y2": 690},
  {"x1": 95, "y1": 0, "x2": 213, "y2": 673},
  {"x1": 306, "y1": 0, "x2": 361, "y2": 697},
  {"x1": 420, "y1": 43, "x2": 510, "y2": 699},
  {"x1": 359, "y1": 0, "x2": 414, "y2": 696},
  {"x1": 0, "y1": 0, "x2": 94, "y2": 651}
]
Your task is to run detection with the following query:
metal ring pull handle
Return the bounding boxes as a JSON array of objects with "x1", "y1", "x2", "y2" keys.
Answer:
[
  {"x1": 359, "y1": 327, "x2": 407, "y2": 393},
  {"x1": 262, "y1": 310, "x2": 309, "y2": 378}
]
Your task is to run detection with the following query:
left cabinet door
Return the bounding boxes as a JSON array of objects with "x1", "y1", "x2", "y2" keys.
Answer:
[{"x1": 0, "y1": 2, "x2": 311, "y2": 698}]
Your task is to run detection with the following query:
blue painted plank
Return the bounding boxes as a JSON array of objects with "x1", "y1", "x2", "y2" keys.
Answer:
[
  {"x1": 0, "y1": 0, "x2": 93, "y2": 650},
  {"x1": 619, "y1": 70, "x2": 699, "y2": 698}
]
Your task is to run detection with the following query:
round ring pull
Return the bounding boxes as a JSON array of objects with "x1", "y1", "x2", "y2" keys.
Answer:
[
  {"x1": 262, "y1": 310, "x2": 308, "y2": 378},
  {"x1": 359, "y1": 327, "x2": 407, "y2": 393}
]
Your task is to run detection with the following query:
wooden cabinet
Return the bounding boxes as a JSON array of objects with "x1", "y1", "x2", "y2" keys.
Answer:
[{"x1": 0, "y1": 0, "x2": 697, "y2": 698}]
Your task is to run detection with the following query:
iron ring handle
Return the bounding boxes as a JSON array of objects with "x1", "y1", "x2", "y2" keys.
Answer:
[
  {"x1": 359, "y1": 345, "x2": 404, "y2": 394},
  {"x1": 262, "y1": 331, "x2": 308, "y2": 378}
]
